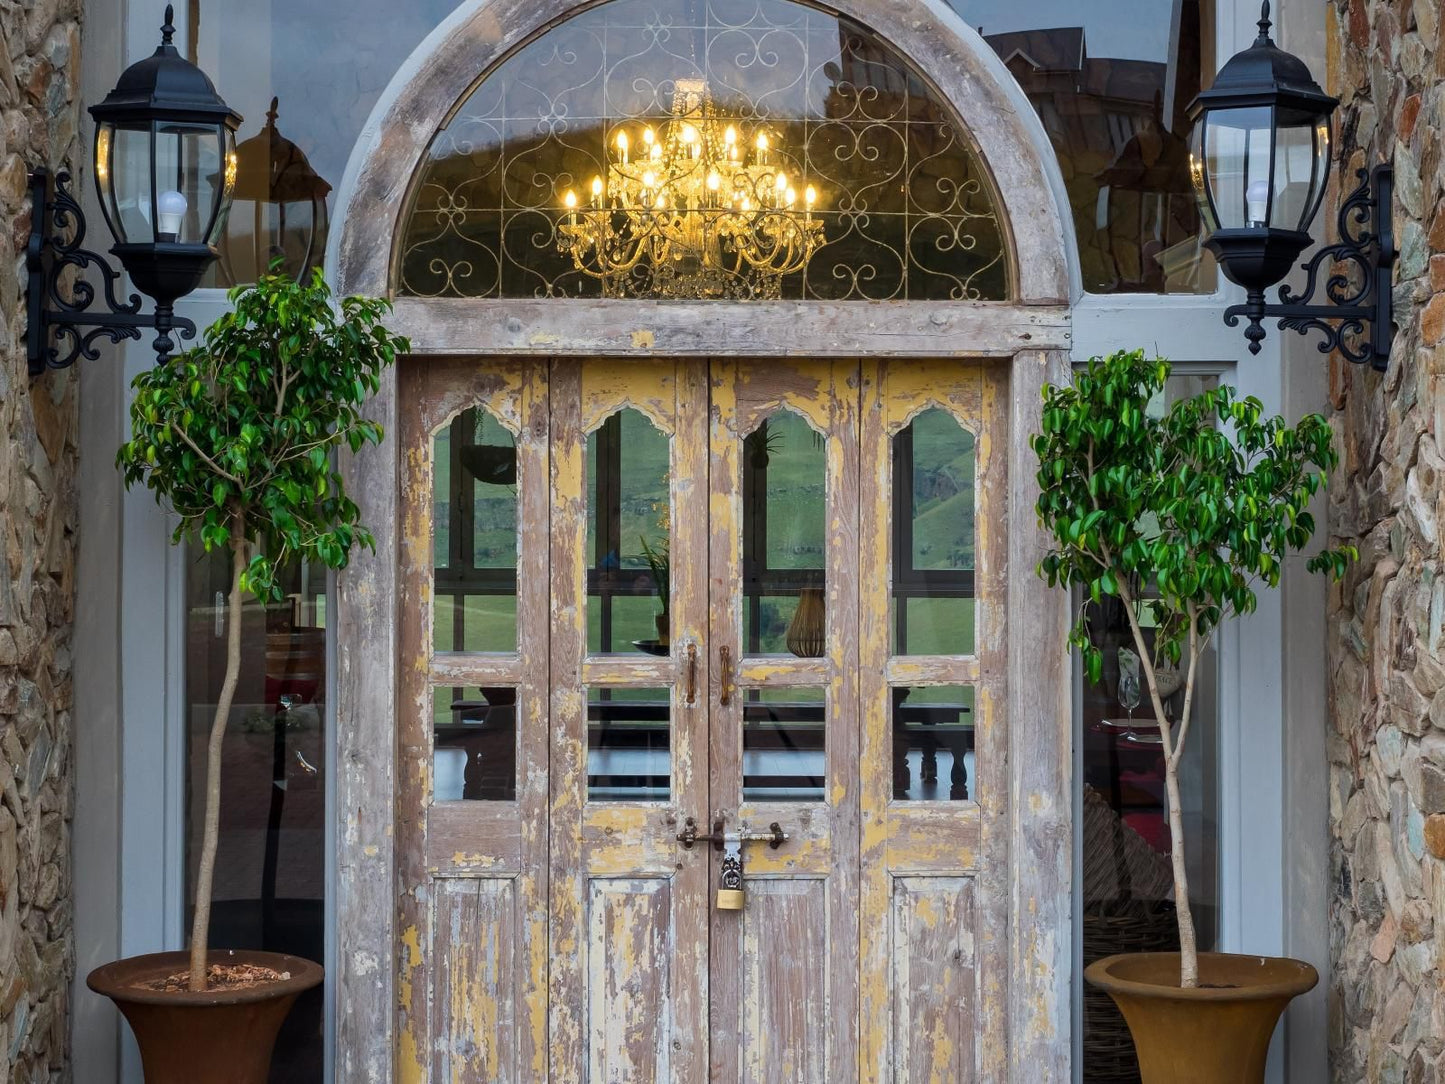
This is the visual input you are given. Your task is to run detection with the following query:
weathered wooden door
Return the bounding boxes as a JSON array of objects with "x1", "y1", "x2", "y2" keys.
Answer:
[{"x1": 397, "y1": 356, "x2": 1005, "y2": 1082}]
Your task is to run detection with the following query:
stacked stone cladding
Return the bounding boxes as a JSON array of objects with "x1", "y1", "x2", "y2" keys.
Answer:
[
  {"x1": 1326, "y1": 0, "x2": 1445, "y2": 1080},
  {"x1": 0, "y1": 0, "x2": 82, "y2": 1080}
]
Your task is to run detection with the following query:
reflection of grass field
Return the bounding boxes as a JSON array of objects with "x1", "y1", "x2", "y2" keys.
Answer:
[{"x1": 432, "y1": 404, "x2": 982, "y2": 673}]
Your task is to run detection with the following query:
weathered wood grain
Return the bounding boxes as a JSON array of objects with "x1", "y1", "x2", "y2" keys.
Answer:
[
  {"x1": 1007, "y1": 350, "x2": 1073, "y2": 1082},
  {"x1": 432, "y1": 878, "x2": 518, "y2": 1083},
  {"x1": 892, "y1": 877, "x2": 978, "y2": 1084},
  {"x1": 385, "y1": 299, "x2": 1072, "y2": 358}
]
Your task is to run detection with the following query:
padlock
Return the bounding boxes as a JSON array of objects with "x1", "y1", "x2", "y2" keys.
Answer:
[
  {"x1": 717, "y1": 839, "x2": 745, "y2": 910},
  {"x1": 716, "y1": 887, "x2": 746, "y2": 910}
]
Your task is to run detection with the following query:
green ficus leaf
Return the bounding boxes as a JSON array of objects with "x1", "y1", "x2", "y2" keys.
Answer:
[
  {"x1": 1031, "y1": 349, "x2": 1353, "y2": 675},
  {"x1": 116, "y1": 270, "x2": 410, "y2": 604}
]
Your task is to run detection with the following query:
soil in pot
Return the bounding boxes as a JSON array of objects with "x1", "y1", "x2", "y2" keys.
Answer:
[
  {"x1": 89, "y1": 949, "x2": 323, "y2": 1084},
  {"x1": 1085, "y1": 952, "x2": 1317, "y2": 1084}
]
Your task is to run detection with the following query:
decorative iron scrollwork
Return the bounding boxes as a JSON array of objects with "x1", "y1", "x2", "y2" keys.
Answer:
[
  {"x1": 1223, "y1": 165, "x2": 1395, "y2": 371},
  {"x1": 398, "y1": 1, "x2": 1007, "y2": 302},
  {"x1": 26, "y1": 168, "x2": 197, "y2": 376}
]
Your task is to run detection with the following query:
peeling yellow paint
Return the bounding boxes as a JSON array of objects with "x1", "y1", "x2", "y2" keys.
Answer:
[{"x1": 630, "y1": 329, "x2": 656, "y2": 349}]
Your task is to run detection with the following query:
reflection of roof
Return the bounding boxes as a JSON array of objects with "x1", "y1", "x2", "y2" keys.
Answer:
[
  {"x1": 984, "y1": 27, "x2": 1167, "y2": 109},
  {"x1": 983, "y1": 27, "x2": 1086, "y2": 73}
]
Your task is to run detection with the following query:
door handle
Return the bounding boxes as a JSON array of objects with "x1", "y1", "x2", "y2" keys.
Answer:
[
  {"x1": 719, "y1": 645, "x2": 733, "y2": 706},
  {"x1": 685, "y1": 641, "x2": 698, "y2": 706}
]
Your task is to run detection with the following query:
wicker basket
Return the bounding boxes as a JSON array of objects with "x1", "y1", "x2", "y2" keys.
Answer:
[{"x1": 1081, "y1": 786, "x2": 1179, "y2": 1084}]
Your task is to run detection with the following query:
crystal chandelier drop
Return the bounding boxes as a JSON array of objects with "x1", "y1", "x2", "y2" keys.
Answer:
[{"x1": 559, "y1": 78, "x2": 825, "y2": 299}]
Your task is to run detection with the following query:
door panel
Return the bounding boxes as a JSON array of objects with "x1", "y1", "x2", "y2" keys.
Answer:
[
  {"x1": 398, "y1": 355, "x2": 1008, "y2": 1083},
  {"x1": 708, "y1": 359, "x2": 861, "y2": 1083},
  {"x1": 859, "y1": 359, "x2": 1009, "y2": 1082},
  {"x1": 398, "y1": 359, "x2": 551, "y2": 1083},
  {"x1": 549, "y1": 359, "x2": 710, "y2": 1083}
]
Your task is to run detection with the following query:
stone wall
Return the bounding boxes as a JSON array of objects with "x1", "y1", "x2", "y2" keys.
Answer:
[
  {"x1": 1326, "y1": 0, "x2": 1445, "y2": 1080},
  {"x1": 0, "y1": 1, "x2": 82, "y2": 1080}
]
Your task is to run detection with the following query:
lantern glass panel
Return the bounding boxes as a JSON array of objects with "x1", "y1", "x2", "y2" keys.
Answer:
[
  {"x1": 1270, "y1": 115, "x2": 1330, "y2": 232},
  {"x1": 152, "y1": 122, "x2": 225, "y2": 244},
  {"x1": 101, "y1": 123, "x2": 156, "y2": 244},
  {"x1": 210, "y1": 126, "x2": 239, "y2": 245},
  {"x1": 1199, "y1": 106, "x2": 1274, "y2": 231}
]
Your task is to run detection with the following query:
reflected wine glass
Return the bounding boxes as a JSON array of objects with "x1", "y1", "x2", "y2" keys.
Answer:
[{"x1": 1117, "y1": 649, "x2": 1141, "y2": 725}]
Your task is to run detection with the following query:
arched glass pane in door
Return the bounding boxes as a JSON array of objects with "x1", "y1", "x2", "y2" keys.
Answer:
[{"x1": 398, "y1": 0, "x2": 1009, "y2": 301}]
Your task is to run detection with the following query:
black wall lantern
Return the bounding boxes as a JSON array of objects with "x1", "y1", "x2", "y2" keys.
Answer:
[
  {"x1": 1189, "y1": 2, "x2": 1395, "y2": 370},
  {"x1": 26, "y1": 5, "x2": 239, "y2": 375}
]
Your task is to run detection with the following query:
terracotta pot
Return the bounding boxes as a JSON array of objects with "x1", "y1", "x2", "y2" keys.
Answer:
[
  {"x1": 1085, "y1": 952, "x2": 1317, "y2": 1084},
  {"x1": 88, "y1": 950, "x2": 323, "y2": 1083}
]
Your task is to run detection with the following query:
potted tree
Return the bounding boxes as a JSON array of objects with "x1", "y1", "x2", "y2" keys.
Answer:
[
  {"x1": 1033, "y1": 350, "x2": 1351, "y2": 1084},
  {"x1": 88, "y1": 269, "x2": 408, "y2": 1082}
]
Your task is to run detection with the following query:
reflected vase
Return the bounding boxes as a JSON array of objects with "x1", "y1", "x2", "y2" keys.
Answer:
[{"x1": 786, "y1": 588, "x2": 825, "y2": 658}]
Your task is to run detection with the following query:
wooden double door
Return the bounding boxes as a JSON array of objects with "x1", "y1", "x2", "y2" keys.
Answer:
[{"x1": 397, "y1": 357, "x2": 1009, "y2": 1082}]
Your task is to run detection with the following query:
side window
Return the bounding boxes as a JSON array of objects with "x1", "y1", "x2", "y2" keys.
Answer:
[{"x1": 953, "y1": 0, "x2": 1218, "y2": 295}]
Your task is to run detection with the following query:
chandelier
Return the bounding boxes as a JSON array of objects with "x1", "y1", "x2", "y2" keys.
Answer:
[{"x1": 559, "y1": 78, "x2": 825, "y2": 299}]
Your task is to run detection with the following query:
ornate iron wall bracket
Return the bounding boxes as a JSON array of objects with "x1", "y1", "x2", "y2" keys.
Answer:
[
  {"x1": 1223, "y1": 165, "x2": 1395, "y2": 371},
  {"x1": 26, "y1": 167, "x2": 197, "y2": 377}
]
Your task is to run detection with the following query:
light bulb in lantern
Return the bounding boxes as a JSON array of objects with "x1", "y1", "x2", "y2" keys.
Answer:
[
  {"x1": 805, "y1": 185, "x2": 817, "y2": 207},
  {"x1": 756, "y1": 133, "x2": 768, "y2": 153},
  {"x1": 591, "y1": 176, "x2": 604, "y2": 205},
  {"x1": 1246, "y1": 179, "x2": 1269, "y2": 226},
  {"x1": 564, "y1": 190, "x2": 578, "y2": 209},
  {"x1": 616, "y1": 130, "x2": 629, "y2": 163},
  {"x1": 157, "y1": 189, "x2": 188, "y2": 240}
]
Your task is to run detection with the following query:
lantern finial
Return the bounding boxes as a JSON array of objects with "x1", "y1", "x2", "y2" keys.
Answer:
[
  {"x1": 1256, "y1": 1, "x2": 1272, "y2": 44},
  {"x1": 161, "y1": 5, "x2": 176, "y2": 45}
]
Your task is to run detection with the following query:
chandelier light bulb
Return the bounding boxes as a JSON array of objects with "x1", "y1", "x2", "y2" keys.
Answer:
[
  {"x1": 643, "y1": 126, "x2": 655, "y2": 145},
  {"x1": 786, "y1": 187, "x2": 797, "y2": 207},
  {"x1": 776, "y1": 173, "x2": 788, "y2": 191},
  {"x1": 651, "y1": 143, "x2": 663, "y2": 162},
  {"x1": 682, "y1": 124, "x2": 697, "y2": 144},
  {"x1": 707, "y1": 171, "x2": 721, "y2": 191},
  {"x1": 643, "y1": 171, "x2": 657, "y2": 190},
  {"x1": 805, "y1": 185, "x2": 817, "y2": 207},
  {"x1": 725, "y1": 126, "x2": 737, "y2": 145},
  {"x1": 564, "y1": 190, "x2": 578, "y2": 209}
]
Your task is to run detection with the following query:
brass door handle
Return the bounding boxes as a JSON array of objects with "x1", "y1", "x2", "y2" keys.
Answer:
[
  {"x1": 719, "y1": 645, "x2": 733, "y2": 706},
  {"x1": 685, "y1": 642, "x2": 698, "y2": 706}
]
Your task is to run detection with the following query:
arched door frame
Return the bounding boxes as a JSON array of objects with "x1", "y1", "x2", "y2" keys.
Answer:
[{"x1": 330, "y1": 1, "x2": 1075, "y2": 1079}]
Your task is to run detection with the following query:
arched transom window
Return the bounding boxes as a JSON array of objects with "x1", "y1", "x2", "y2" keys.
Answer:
[{"x1": 399, "y1": 0, "x2": 1009, "y2": 301}]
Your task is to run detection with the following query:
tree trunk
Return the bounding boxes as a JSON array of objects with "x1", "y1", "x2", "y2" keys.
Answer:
[
  {"x1": 1164, "y1": 752, "x2": 1198, "y2": 987},
  {"x1": 189, "y1": 522, "x2": 247, "y2": 991}
]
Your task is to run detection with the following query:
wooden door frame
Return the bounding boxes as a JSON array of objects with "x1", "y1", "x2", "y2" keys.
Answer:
[{"x1": 331, "y1": 1, "x2": 1074, "y2": 1079}]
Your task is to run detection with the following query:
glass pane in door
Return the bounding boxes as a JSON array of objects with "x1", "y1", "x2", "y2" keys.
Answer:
[
  {"x1": 742, "y1": 412, "x2": 827, "y2": 656},
  {"x1": 587, "y1": 687, "x2": 672, "y2": 802},
  {"x1": 743, "y1": 686, "x2": 826, "y2": 802},
  {"x1": 587, "y1": 409, "x2": 672, "y2": 655},
  {"x1": 433, "y1": 408, "x2": 519, "y2": 653},
  {"x1": 892, "y1": 408, "x2": 976, "y2": 656},
  {"x1": 432, "y1": 685, "x2": 518, "y2": 801}
]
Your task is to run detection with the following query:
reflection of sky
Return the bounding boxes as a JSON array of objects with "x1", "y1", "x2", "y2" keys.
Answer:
[
  {"x1": 200, "y1": 0, "x2": 460, "y2": 199},
  {"x1": 947, "y1": 0, "x2": 1176, "y2": 62}
]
